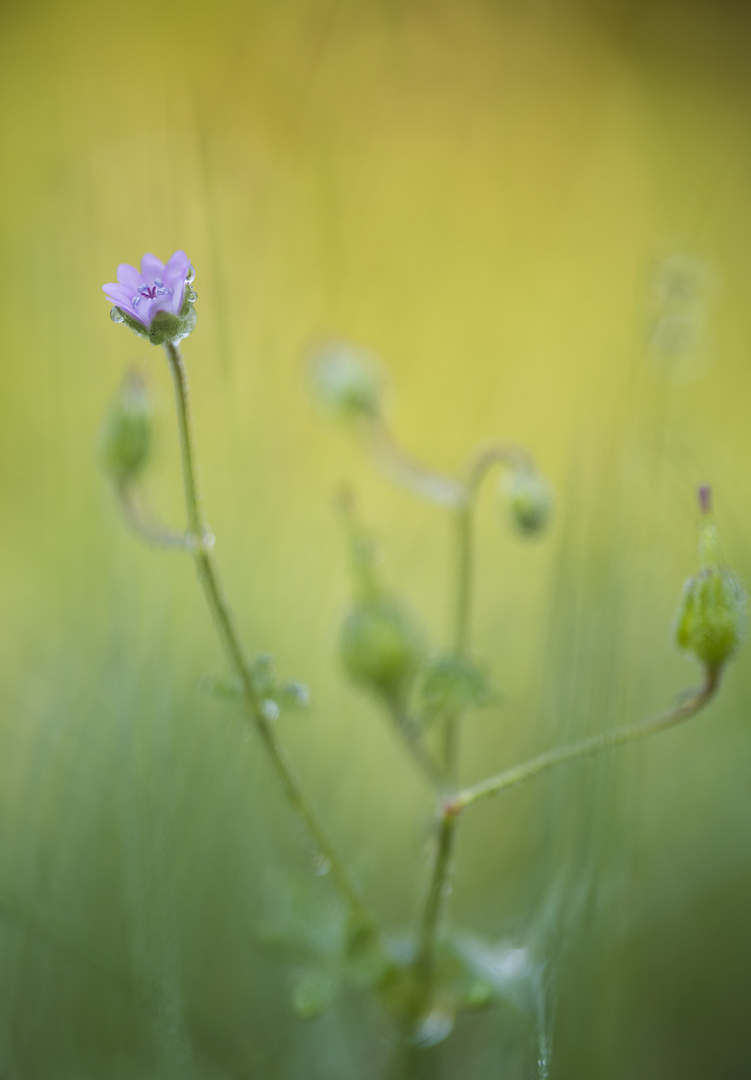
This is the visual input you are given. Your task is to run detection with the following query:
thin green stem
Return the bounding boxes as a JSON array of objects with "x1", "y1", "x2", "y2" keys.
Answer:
[
  {"x1": 385, "y1": 698, "x2": 447, "y2": 788},
  {"x1": 442, "y1": 503, "x2": 472, "y2": 778},
  {"x1": 116, "y1": 483, "x2": 192, "y2": 550},
  {"x1": 163, "y1": 341, "x2": 367, "y2": 920},
  {"x1": 448, "y1": 667, "x2": 720, "y2": 814},
  {"x1": 445, "y1": 442, "x2": 533, "y2": 777},
  {"x1": 364, "y1": 419, "x2": 463, "y2": 508},
  {"x1": 413, "y1": 810, "x2": 458, "y2": 1001}
]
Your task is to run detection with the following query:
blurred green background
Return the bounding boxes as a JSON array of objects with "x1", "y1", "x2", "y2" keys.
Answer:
[{"x1": 2, "y1": 0, "x2": 751, "y2": 1076}]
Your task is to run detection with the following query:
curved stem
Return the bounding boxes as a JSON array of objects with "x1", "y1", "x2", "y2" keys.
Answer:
[
  {"x1": 461, "y1": 440, "x2": 534, "y2": 495},
  {"x1": 363, "y1": 419, "x2": 464, "y2": 508},
  {"x1": 445, "y1": 441, "x2": 534, "y2": 777},
  {"x1": 163, "y1": 342, "x2": 368, "y2": 920},
  {"x1": 447, "y1": 666, "x2": 720, "y2": 815},
  {"x1": 116, "y1": 484, "x2": 193, "y2": 550}
]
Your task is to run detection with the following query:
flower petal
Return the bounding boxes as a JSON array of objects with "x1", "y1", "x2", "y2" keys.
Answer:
[
  {"x1": 140, "y1": 252, "x2": 165, "y2": 281},
  {"x1": 163, "y1": 250, "x2": 190, "y2": 310},
  {"x1": 102, "y1": 284, "x2": 146, "y2": 325},
  {"x1": 164, "y1": 250, "x2": 190, "y2": 283},
  {"x1": 116, "y1": 263, "x2": 142, "y2": 290},
  {"x1": 143, "y1": 294, "x2": 178, "y2": 326},
  {"x1": 102, "y1": 282, "x2": 134, "y2": 307}
]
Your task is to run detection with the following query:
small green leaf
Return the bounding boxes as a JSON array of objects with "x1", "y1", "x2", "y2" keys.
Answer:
[
  {"x1": 417, "y1": 656, "x2": 500, "y2": 724},
  {"x1": 198, "y1": 657, "x2": 310, "y2": 716}
]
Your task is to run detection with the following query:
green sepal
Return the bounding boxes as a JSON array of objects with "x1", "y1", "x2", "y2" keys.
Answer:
[
  {"x1": 111, "y1": 292, "x2": 197, "y2": 347},
  {"x1": 340, "y1": 597, "x2": 424, "y2": 704},
  {"x1": 674, "y1": 565, "x2": 746, "y2": 669}
]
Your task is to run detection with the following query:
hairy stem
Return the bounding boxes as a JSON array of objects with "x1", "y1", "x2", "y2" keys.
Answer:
[
  {"x1": 164, "y1": 341, "x2": 367, "y2": 919},
  {"x1": 448, "y1": 666, "x2": 720, "y2": 814}
]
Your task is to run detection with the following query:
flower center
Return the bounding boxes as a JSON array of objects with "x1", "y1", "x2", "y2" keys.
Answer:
[{"x1": 132, "y1": 278, "x2": 174, "y2": 308}]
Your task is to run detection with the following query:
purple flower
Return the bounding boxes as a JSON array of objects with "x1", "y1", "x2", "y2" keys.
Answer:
[{"x1": 103, "y1": 251, "x2": 192, "y2": 329}]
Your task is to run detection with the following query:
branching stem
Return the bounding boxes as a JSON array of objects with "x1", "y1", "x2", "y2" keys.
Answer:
[
  {"x1": 406, "y1": 664, "x2": 720, "y2": 1045},
  {"x1": 447, "y1": 666, "x2": 720, "y2": 814}
]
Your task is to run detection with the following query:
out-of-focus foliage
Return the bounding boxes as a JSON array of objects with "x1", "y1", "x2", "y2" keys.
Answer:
[{"x1": 2, "y1": 0, "x2": 751, "y2": 1077}]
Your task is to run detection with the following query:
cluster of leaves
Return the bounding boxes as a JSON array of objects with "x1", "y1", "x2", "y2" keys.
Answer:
[
  {"x1": 199, "y1": 653, "x2": 310, "y2": 722},
  {"x1": 257, "y1": 877, "x2": 541, "y2": 1046}
]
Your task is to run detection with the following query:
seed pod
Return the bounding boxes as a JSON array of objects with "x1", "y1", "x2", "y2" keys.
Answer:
[
  {"x1": 673, "y1": 491, "x2": 746, "y2": 671},
  {"x1": 340, "y1": 598, "x2": 423, "y2": 703},
  {"x1": 308, "y1": 342, "x2": 385, "y2": 422},
  {"x1": 100, "y1": 371, "x2": 152, "y2": 486},
  {"x1": 504, "y1": 469, "x2": 554, "y2": 536}
]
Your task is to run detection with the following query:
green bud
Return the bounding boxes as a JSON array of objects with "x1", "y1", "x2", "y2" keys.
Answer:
[
  {"x1": 100, "y1": 371, "x2": 152, "y2": 486},
  {"x1": 308, "y1": 342, "x2": 385, "y2": 422},
  {"x1": 673, "y1": 488, "x2": 746, "y2": 670},
  {"x1": 504, "y1": 468, "x2": 554, "y2": 536},
  {"x1": 340, "y1": 598, "x2": 423, "y2": 703}
]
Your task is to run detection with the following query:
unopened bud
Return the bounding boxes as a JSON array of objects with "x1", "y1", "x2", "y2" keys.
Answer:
[
  {"x1": 674, "y1": 488, "x2": 745, "y2": 671},
  {"x1": 100, "y1": 371, "x2": 152, "y2": 485},
  {"x1": 340, "y1": 598, "x2": 423, "y2": 704},
  {"x1": 308, "y1": 341, "x2": 385, "y2": 422},
  {"x1": 504, "y1": 469, "x2": 554, "y2": 536}
]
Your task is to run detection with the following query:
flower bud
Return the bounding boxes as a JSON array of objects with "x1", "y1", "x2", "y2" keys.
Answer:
[
  {"x1": 100, "y1": 371, "x2": 152, "y2": 486},
  {"x1": 674, "y1": 489, "x2": 746, "y2": 671},
  {"x1": 308, "y1": 342, "x2": 385, "y2": 422},
  {"x1": 503, "y1": 469, "x2": 554, "y2": 536},
  {"x1": 340, "y1": 598, "x2": 423, "y2": 704}
]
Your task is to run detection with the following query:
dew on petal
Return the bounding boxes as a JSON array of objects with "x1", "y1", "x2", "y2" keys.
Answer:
[
  {"x1": 110, "y1": 307, "x2": 125, "y2": 323},
  {"x1": 185, "y1": 264, "x2": 195, "y2": 284}
]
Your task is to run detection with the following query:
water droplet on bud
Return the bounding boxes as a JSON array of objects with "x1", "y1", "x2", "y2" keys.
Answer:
[
  {"x1": 110, "y1": 307, "x2": 125, "y2": 323},
  {"x1": 185, "y1": 264, "x2": 195, "y2": 284}
]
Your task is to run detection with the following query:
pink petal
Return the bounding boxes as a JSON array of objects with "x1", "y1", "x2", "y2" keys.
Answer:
[
  {"x1": 140, "y1": 252, "x2": 165, "y2": 280},
  {"x1": 164, "y1": 250, "x2": 190, "y2": 283},
  {"x1": 102, "y1": 283, "x2": 133, "y2": 307},
  {"x1": 163, "y1": 251, "x2": 190, "y2": 308},
  {"x1": 116, "y1": 263, "x2": 142, "y2": 289},
  {"x1": 102, "y1": 283, "x2": 146, "y2": 325},
  {"x1": 143, "y1": 294, "x2": 177, "y2": 325}
]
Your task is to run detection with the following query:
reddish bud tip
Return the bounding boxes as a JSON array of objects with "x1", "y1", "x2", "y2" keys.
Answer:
[{"x1": 698, "y1": 485, "x2": 712, "y2": 515}]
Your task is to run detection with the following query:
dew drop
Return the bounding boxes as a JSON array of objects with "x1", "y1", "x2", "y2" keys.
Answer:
[
  {"x1": 185, "y1": 264, "x2": 196, "y2": 284},
  {"x1": 110, "y1": 307, "x2": 124, "y2": 323},
  {"x1": 312, "y1": 855, "x2": 331, "y2": 877},
  {"x1": 262, "y1": 700, "x2": 280, "y2": 723},
  {"x1": 185, "y1": 287, "x2": 197, "y2": 304}
]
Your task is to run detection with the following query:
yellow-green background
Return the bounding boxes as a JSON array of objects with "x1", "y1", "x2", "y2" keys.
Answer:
[{"x1": 2, "y1": 0, "x2": 751, "y2": 1076}]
